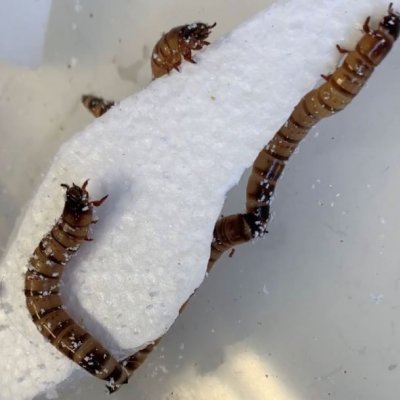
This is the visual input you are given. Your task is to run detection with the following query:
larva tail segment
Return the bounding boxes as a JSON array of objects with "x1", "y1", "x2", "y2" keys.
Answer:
[
  {"x1": 247, "y1": 3, "x2": 400, "y2": 217},
  {"x1": 363, "y1": 16, "x2": 372, "y2": 35},
  {"x1": 208, "y1": 214, "x2": 252, "y2": 270},
  {"x1": 151, "y1": 21, "x2": 216, "y2": 79},
  {"x1": 336, "y1": 44, "x2": 349, "y2": 54},
  {"x1": 118, "y1": 339, "x2": 161, "y2": 382},
  {"x1": 81, "y1": 179, "x2": 89, "y2": 190},
  {"x1": 81, "y1": 94, "x2": 115, "y2": 118},
  {"x1": 25, "y1": 181, "x2": 130, "y2": 392}
]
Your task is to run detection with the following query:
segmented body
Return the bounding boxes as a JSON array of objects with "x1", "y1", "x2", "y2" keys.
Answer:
[
  {"x1": 210, "y1": 4, "x2": 400, "y2": 267},
  {"x1": 151, "y1": 22, "x2": 216, "y2": 78},
  {"x1": 24, "y1": 181, "x2": 131, "y2": 393}
]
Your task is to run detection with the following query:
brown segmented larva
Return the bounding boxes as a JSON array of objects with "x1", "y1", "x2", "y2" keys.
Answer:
[
  {"x1": 81, "y1": 95, "x2": 115, "y2": 118},
  {"x1": 151, "y1": 22, "x2": 216, "y2": 79},
  {"x1": 24, "y1": 180, "x2": 132, "y2": 393},
  {"x1": 209, "y1": 3, "x2": 400, "y2": 268}
]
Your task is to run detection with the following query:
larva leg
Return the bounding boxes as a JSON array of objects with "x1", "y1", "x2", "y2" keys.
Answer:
[
  {"x1": 321, "y1": 73, "x2": 332, "y2": 81},
  {"x1": 26, "y1": 182, "x2": 129, "y2": 392},
  {"x1": 336, "y1": 44, "x2": 350, "y2": 54},
  {"x1": 208, "y1": 213, "x2": 253, "y2": 269},
  {"x1": 192, "y1": 40, "x2": 211, "y2": 50},
  {"x1": 90, "y1": 194, "x2": 108, "y2": 207},
  {"x1": 120, "y1": 339, "x2": 161, "y2": 378},
  {"x1": 363, "y1": 16, "x2": 371, "y2": 34}
]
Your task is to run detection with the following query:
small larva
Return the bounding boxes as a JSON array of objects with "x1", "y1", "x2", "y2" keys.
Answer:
[
  {"x1": 210, "y1": 3, "x2": 400, "y2": 267},
  {"x1": 151, "y1": 22, "x2": 216, "y2": 79},
  {"x1": 81, "y1": 95, "x2": 115, "y2": 118},
  {"x1": 24, "y1": 180, "x2": 132, "y2": 393}
]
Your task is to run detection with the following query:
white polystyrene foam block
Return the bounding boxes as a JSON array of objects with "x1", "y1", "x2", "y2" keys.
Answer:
[{"x1": 0, "y1": 0, "x2": 395, "y2": 398}]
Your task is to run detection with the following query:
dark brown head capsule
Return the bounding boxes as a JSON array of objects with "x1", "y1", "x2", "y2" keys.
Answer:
[
  {"x1": 180, "y1": 22, "x2": 217, "y2": 49},
  {"x1": 381, "y1": 3, "x2": 400, "y2": 40},
  {"x1": 151, "y1": 21, "x2": 216, "y2": 78},
  {"x1": 61, "y1": 181, "x2": 90, "y2": 213}
]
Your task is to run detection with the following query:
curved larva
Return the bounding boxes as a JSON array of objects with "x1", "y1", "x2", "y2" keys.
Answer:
[
  {"x1": 210, "y1": 4, "x2": 400, "y2": 267},
  {"x1": 151, "y1": 22, "x2": 216, "y2": 79},
  {"x1": 24, "y1": 180, "x2": 131, "y2": 393}
]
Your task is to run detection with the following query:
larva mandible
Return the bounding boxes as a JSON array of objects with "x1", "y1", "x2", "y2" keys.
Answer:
[
  {"x1": 209, "y1": 3, "x2": 400, "y2": 268},
  {"x1": 81, "y1": 95, "x2": 115, "y2": 118},
  {"x1": 24, "y1": 181, "x2": 132, "y2": 393},
  {"x1": 151, "y1": 22, "x2": 216, "y2": 79}
]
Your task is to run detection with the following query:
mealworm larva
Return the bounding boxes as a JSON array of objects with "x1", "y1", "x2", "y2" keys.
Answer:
[
  {"x1": 247, "y1": 3, "x2": 400, "y2": 232},
  {"x1": 151, "y1": 22, "x2": 216, "y2": 79},
  {"x1": 210, "y1": 3, "x2": 400, "y2": 267},
  {"x1": 24, "y1": 180, "x2": 131, "y2": 393},
  {"x1": 81, "y1": 95, "x2": 115, "y2": 118}
]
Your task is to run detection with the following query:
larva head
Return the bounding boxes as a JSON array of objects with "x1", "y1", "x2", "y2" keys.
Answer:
[
  {"x1": 181, "y1": 22, "x2": 216, "y2": 49},
  {"x1": 61, "y1": 181, "x2": 90, "y2": 213},
  {"x1": 381, "y1": 3, "x2": 400, "y2": 40},
  {"x1": 81, "y1": 95, "x2": 113, "y2": 118}
]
